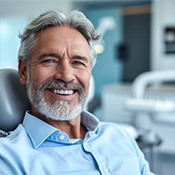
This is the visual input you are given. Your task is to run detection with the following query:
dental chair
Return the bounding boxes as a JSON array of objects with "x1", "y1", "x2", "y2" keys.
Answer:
[
  {"x1": 125, "y1": 70, "x2": 175, "y2": 125},
  {"x1": 125, "y1": 70, "x2": 175, "y2": 146},
  {"x1": 125, "y1": 70, "x2": 175, "y2": 173},
  {"x1": 0, "y1": 69, "x2": 30, "y2": 137}
]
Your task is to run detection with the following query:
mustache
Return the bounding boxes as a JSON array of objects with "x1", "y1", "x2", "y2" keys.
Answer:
[{"x1": 32, "y1": 79, "x2": 84, "y2": 94}]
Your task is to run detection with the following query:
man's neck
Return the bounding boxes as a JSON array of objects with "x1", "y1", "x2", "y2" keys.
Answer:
[
  {"x1": 32, "y1": 110, "x2": 87, "y2": 139},
  {"x1": 46, "y1": 116, "x2": 87, "y2": 139}
]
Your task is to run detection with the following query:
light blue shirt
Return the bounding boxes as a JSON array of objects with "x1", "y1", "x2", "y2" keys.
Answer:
[{"x1": 0, "y1": 111, "x2": 154, "y2": 175}]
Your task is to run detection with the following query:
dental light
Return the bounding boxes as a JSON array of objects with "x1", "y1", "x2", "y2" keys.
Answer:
[{"x1": 95, "y1": 16, "x2": 116, "y2": 54}]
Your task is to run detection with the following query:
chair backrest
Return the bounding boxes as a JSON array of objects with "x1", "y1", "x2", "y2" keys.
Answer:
[{"x1": 0, "y1": 69, "x2": 31, "y2": 134}]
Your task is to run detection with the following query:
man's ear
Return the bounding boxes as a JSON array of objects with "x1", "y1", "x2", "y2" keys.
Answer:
[{"x1": 18, "y1": 59, "x2": 28, "y2": 85}]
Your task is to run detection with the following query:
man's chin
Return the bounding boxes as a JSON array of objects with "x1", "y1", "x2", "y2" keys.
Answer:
[{"x1": 38, "y1": 104, "x2": 83, "y2": 121}]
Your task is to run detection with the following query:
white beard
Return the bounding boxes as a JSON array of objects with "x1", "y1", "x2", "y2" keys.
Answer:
[
  {"x1": 32, "y1": 96, "x2": 82, "y2": 121},
  {"x1": 26, "y1": 77, "x2": 88, "y2": 121}
]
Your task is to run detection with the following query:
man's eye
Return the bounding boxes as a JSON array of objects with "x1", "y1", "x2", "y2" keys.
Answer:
[
  {"x1": 41, "y1": 59, "x2": 58, "y2": 64},
  {"x1": 73, "y1": 61, "x2": 86, "y2": 67}
]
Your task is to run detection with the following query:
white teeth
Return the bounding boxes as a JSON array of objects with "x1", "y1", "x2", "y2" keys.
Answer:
[{"x1": 53, "y1": 89, "x2": 74, "y2": 95}]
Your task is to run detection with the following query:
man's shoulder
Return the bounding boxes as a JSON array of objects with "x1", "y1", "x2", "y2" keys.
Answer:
[
  {"x1": 98, "y1": 121, "x2": 126, "y2": 132},
  {"x1": 0, "y1": 124, "x2": 29, "y2": 150},
  {"x1": 98, "y1": 121, "x2": 136, "y2": 139}
]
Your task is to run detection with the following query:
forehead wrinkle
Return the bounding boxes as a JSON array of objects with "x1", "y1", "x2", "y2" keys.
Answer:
[{"x1": 35, "y1": 26, "x2": 90, "y2": 61}]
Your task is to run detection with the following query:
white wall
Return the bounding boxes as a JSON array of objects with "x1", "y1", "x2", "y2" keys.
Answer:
[
  {"x1": 151, "y1": 0, "x2": 175, "y2": 71},
  {"x1": 0, "y1": 0, "x2": 72, "y2": 17}
]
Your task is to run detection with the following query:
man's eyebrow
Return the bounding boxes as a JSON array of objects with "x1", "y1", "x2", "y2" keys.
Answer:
[
  {"x1": 72, "y1": 55, "x2": 89, "y2": 62},
  {"x1": 39, "y1": 52, "x2": 60, "y2": 59}
]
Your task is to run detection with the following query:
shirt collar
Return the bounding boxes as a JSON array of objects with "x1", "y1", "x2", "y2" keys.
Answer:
[
  {"x1": 23, "y1": 112, "x2": 57, "y2": 148},
  {"x1": 23, "y1": 111, "x2": 99, "y2": 149},
  {"x1": 81, "y1": 111, "x2": 99, "y2": 131}
]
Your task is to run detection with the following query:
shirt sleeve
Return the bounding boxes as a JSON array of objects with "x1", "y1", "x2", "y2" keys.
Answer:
[
  {"x1": 130, "y1": 135, "x2": 156, "y2": 175},
  {"x1": 139, "y1": 152, "x2": 156, "y2": 175}
]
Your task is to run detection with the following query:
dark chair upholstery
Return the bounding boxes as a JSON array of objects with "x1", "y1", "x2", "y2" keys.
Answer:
[{"x1": 0, "y1": 69, "x2": 30, "y2": 134}]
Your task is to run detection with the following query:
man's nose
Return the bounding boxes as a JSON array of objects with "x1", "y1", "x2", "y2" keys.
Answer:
[{"x1": 54, "y1": 62, "x2": 75, "y2": 82}]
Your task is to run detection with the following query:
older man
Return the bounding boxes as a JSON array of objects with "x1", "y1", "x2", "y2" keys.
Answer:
[{"x1": 0, "y1": 10, "x2": 154, "y2": 175}]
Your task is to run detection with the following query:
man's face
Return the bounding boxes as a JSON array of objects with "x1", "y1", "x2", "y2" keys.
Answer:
[{"x1": 19, "y1": 26, "x2": 91, "y2": 121}]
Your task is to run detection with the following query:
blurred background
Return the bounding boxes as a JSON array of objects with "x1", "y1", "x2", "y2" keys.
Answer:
[{"x1": 1, "y1": 0, "x2": 175, "y2": 174}]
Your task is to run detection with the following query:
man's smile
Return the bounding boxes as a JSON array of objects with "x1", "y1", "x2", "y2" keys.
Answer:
[{"x1": 51, "y1": 89, "x2": 76, "y2": 95}]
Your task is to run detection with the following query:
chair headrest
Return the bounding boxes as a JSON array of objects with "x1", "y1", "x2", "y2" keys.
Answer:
[{"x1": 0, "y1": 69, "x2": 31, "y2": 132}]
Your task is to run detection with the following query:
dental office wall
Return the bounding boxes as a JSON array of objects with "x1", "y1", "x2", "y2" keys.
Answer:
[
  {"x1": 151, "y1": 0, "x2": 175, "y2": 71},
  {"x1": 85, "y1": 6, "x2": 123, "y2": 97}
]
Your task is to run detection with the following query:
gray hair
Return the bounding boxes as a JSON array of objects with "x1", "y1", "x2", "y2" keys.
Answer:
[{"x1": 18, "y1": 10, "x2": 100, "y2": 68}]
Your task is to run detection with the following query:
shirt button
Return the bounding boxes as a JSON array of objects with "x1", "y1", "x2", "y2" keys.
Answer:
[{"x1": 59, "y1": 135, "x2": 65, "y2": 140}]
